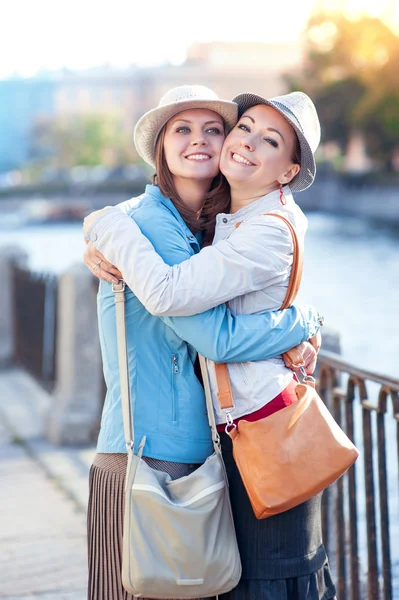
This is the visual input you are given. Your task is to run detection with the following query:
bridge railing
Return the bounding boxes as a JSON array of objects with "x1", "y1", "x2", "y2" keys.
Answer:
[
  {"x1": 318, "y1": 350, "x2": 399, "y2": 600},
  {"x1": 12, "y1": 265, "x2": 58, "y2": 389},
  {"x1": 2, "y1": 246, "x2": 398, "y2": 597}
]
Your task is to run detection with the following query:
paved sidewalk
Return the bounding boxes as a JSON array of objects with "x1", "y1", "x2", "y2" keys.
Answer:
[{"x1": 0, "y1": 368, "x2": 96, "y2": 599}]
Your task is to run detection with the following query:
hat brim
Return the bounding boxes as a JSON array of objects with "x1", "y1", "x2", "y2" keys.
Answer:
[
  {"x1": 232, "y1": 93, "x2": 316, "y2": 192},
  {"x1": 134, "y1": 99, "x2": 238, "y2": 168}
]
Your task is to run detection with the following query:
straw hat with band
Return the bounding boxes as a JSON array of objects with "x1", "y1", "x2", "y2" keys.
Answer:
[
  {"x1": 134, "y1": 85, "x2": 238, "y2": 168},
  {"x1": 232, "y1": 91, "x2": 321, "y2": 192}
]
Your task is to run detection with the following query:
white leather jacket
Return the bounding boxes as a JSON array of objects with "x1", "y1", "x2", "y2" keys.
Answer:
[{"x1": 89, "y1": 185, "x2": 310, "y2": 423}]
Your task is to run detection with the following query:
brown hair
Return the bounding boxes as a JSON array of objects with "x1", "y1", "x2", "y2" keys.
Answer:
[
  {"x1": 288, "y1": 132, "x2": 302, "y2": 187},
  {"x1": 292, "y1": 133, "x2": 301, "y2": 168},
  {"x1": 151, "y1": 125, "x2": 230, "y2": 239},
  {"x1": 200, "y1": 176, "x2": 231, "y2": 246}
]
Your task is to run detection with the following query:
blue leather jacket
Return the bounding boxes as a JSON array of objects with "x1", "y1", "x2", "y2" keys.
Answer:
[{"x1": 95, "y1": 185, "x2": 320, "y2": 462}]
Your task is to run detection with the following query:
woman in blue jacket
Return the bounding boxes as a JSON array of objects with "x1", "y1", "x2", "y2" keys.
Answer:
[{"x1": 84, "y1": 85, "x2": 322, "y2": 600}]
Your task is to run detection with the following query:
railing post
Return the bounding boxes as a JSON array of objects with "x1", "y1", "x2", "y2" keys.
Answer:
[
  {"x1": 0, "y1": 245, "x2": 28, "y2": 366},
  {"x1": 46, "y1": 263, "x2": 102, "y2": 445}
]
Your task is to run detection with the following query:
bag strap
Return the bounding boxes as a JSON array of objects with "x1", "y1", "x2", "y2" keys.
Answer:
[
  {"x1": 112, "y1": 281, "x2": 221, "y2": 455},
  {"x1": 113, "y1": 280, "x2": 135, "y2": 450},
  {"x1": 214, "y1": 213, "x2": 303, "y2": 411},
  {"x1": 198, "y1": 355, "x2": 222, "y2": 455},
  {"x1": 270, "y1": 214, "x2": 303, "y2": 310}
]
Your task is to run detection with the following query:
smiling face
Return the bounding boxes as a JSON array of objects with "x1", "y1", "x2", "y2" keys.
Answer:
[
  {"x1": 163, "y1": 108, "x2": 225, "y2": 186},
  {"x1": 220, "y1": 104, "x2": 301, "y2": 197}
]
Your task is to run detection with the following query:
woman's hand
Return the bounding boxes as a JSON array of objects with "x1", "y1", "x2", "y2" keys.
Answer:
[
  {"x1": 83, "y1": 242, "x2": 122, "y2": 283},
  {"x1": 308, "y1": 330, "x2": 322, "y2": 354},
  {"x1": 83, "y1": 207, "x2": 114, "y2": 241},
  {"x1": 283, "y1": 341, "x2": 318, "y2": 375}
]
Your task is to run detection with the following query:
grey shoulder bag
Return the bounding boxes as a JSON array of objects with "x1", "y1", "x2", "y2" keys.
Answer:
[{"x1": 113, "y1": 280, "x2": 241, "y2": 599}]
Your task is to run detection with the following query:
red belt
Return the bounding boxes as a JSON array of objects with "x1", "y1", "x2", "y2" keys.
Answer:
[{"x1": 216, "y1": 376, "x2": 299, "y2": 432}]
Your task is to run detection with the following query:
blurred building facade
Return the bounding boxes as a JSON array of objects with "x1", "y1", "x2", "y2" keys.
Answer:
[
  {"x1": 0, "y1": 79, "x2": 55, "y2": 172},
  {"x1": 0, "y1": 40, "x2": 303, "y2": 173}
]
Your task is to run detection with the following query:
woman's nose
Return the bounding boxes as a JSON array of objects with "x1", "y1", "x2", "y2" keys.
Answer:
[
  {"x1": 241, "y1": 137, "x2": 254, "y2": 151},
  {"x1": 190, "y1": 135, "x2": 207, "y2": 146}
]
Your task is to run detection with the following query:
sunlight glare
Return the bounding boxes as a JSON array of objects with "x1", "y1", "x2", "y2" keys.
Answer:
[{"x1": 0, "y1": 0, "x2": 397, "y2": 78}]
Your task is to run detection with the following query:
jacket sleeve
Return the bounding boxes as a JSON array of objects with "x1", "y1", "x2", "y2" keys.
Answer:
[
  {"x1": 163, "y1": 305, "x2": 317, "y2": 363},
  {"x1": 89, "y1": 206, "x2": 295, "y2": 317},
  {"x1": 89, "y1": 205, "x2": 319, "y2": 362}
]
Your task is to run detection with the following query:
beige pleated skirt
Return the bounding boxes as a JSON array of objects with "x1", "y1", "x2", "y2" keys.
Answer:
[{"x1": 87, "y1": 453, "x2": 204, "y2": 600}]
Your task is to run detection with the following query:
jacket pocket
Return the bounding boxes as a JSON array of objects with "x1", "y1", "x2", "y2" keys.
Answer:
[{"x1": 171, "y1": 353, "x2": 179, "y2": 425}]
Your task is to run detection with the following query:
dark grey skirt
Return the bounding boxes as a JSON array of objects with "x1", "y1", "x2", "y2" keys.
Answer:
[
  {"x1": 218, "y1": 432, "x2": 336, "y2": 600},
  {"x1": 87, "y1": 453, "x2": 202, "y2": 600},
  {"x1": 87, "y1": 449, "x2": 336, "y2": 600}
]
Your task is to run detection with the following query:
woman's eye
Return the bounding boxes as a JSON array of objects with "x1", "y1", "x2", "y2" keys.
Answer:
[
  {"x1": 237, "y1": 123, "x2": 250, "y2": 132},
  {"x1": 206, "y1": 127, "x2": 222, "y2": 135},
  {"x1": 264, "y1": 138, "x2": 278, "y2": 148},
  {"x1": 176, "y1": 126, "x2": 190, "y2": 133}
]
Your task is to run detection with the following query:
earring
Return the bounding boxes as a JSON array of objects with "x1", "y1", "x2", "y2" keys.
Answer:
[{"x1": 279, "y1": 185, "x2": 287, "y2": 206}]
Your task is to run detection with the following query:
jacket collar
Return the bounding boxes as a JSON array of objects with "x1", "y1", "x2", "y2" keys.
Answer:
[
  {"x1": 216, "y1": 185, "x2": 295, "y2": 226},
  {"x1": 145, "y1": 184, "x2": 202, "y2": 249}
]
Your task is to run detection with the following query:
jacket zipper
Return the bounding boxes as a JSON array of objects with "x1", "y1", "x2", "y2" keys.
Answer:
[{"x1": 172, "y1": 354, "x2": 179, "y2": 424}]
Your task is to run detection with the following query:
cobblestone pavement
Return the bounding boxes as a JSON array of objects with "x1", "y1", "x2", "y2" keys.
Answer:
[{"x1": 0, "y1": 370, "x2": 94, "y2": 599}]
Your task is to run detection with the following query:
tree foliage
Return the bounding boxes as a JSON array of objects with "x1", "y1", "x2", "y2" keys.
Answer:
[
  {"x1": 286, "y1": 12, "x2": 399, "y2": 169},
  {"x1": 30, "y1": 113, "x2": 136, "y2": 168}
]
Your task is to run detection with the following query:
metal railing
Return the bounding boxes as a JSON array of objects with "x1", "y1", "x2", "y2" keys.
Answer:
[
  {"x1": 8, "y1": 260, "x2": 399, "y2": 597},
  {"x1": 318, "y1": 350, "x2": 399, "y2": 600},
  {"x1": 12, "y1": 265, "x2": 58, "y2": 389}
]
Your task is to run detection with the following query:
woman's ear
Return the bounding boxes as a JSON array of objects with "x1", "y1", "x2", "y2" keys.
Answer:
[{"x1": 280, "y1": 163, "x2": 301, "y2": 185}]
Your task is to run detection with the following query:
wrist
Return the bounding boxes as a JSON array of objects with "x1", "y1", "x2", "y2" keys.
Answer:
[{"x1": 297, "y1": 304, "x2": 322, "y2": 342}]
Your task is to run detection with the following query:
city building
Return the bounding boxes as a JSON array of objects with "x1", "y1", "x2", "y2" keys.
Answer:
[{"x1": 0, "y1": 41, "x2": 303, "y2": 173}]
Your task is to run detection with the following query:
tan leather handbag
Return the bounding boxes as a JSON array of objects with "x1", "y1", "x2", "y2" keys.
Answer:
[
  {"x1": 214, "y1": 213, "x2": 359, "y2": 520},
  {"x1": 113, "y1": 280, "x2": 241, "y2": 599}
]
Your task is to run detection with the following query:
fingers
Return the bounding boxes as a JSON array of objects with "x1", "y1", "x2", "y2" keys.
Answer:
[
  {"x1": 95, "y1": 256, "x2": 122, "y2": 278},
  {"x1": 101, "y1": 261, "x2": 123, "y2": 278},
  {"x1": 283, "y1": 356, "x2": 294, "y2": 369},
  {"x1": 282, "y1": 345, "x2": 305, "y2": 370},
  {"x1": 303, "y1": 351, "x2": 317, "y2": 374},
  {"x1": 89, "y1": 259, "x2": 120, "y2": 284},
  {"x1": 83, "y1": 243, "x2": 121, "y2": 283},
  {"x1": 92, "y1": 255, "x2": 121, "y2": 276},
  {"x1": 283, "y1": 342, "x2": 317, "y2": 375},
  {"x1": 301, "y1": 342, "x2": 317, "y2": 374},
  {"x1": 84, "y1": 243, "x2": 106, "y2": 263},
  {"x1": 94, "y1": 264, "x2": 120, "y2": 283},
  {"x1": 309, "y1": 331, "x2": 322, "y2": 354},
  {"x1": 305, "y1": 356, "x2": 317, "y2": 374}
]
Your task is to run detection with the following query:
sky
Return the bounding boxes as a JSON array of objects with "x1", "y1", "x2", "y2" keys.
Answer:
[{"x1": 1, "y1": 0, "x2": 398, "y2": 78}]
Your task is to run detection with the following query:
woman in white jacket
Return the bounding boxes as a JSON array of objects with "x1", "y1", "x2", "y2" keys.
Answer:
[{"x1": 84, "y1": 91, "x2": 335, "y2": 600}]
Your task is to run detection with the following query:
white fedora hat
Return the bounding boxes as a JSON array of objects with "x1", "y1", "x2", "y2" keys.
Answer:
[
  {"x1": 232, "y1": 91, "x2": 321, "y2": 192},
  {"x1": 134, "y1": 85, "x2": 238, "y2": 167}
]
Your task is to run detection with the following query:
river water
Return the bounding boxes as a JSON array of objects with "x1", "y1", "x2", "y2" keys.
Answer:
[{"x1": 1, "y1": 211, "x2": 399, "y2": 593}]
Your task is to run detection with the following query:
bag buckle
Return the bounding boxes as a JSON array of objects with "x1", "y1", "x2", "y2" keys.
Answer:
[
  {"x1": 299, "y1": 366, "x2": 316, "y2": 386},
  {"x1": 112, "y1": 279, "x2": 126, "y2": 293},
  {"x1": 225, "y1": 411, "x2": 237, "y2": 434}
]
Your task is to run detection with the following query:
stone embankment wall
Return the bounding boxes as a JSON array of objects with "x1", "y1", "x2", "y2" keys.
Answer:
[
  {"x1": 297, "y1": 174, "x2": 399, "y2": 225},
  {"x1": 0, "y1": 174, "x2": 398, "y2": 225}
]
